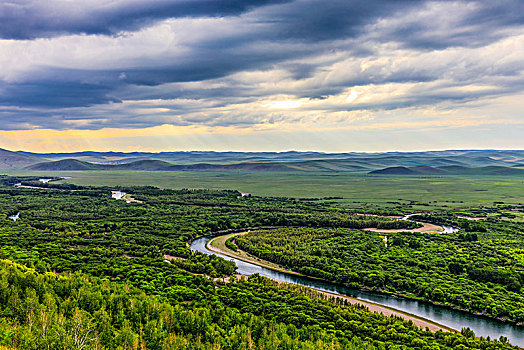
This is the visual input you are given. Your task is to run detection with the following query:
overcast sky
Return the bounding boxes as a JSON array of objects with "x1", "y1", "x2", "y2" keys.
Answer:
[{"x1": 0, "y1": 0, "x2": 523, "y2": 152}]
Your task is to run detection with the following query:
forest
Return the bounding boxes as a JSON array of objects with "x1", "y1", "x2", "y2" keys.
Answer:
[
  {"x1": 0, "y1": 176, "x2": 520, "y2": 349},
  {"x1": 1, "y1": 258, "x2": 519, "y2": 349},
  {"x1": 235, "y1": 218, "x2": 524, "y2": 323}
]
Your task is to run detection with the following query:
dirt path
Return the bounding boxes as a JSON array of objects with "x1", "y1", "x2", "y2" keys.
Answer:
[
  {"x1": 208, "y1": 232, "x2": 306, "y2": 276},
  {"x1": 312, "y1": 288, "x2": 453, "y2": 332},
  {"x1": 163, "y1": 254, "x2": 184, "y2": 261},
  {"x1": 122, "y1": 193, "x2": 143, "y2": 203},
  {"x1": 363, "y1": 221, "x2": 444, "y2": 233},
  {"x1": 457, "y1": 215, "x2": 484, "y2": 220},
  {"x1": 207, "y1": 231, "x2": 454, "y2": 333},
  {"x1": 354, "y1": 212, "x2": 448, "y2": 233}
]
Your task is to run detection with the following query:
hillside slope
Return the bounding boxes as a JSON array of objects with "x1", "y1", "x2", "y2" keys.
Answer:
[
  {"x1": 26, "y1": 159, "x2": 295, "y2": 171},
  {"x1": 0, "y1": 148, "x2": 46, "y2": 169},
  {"x1": 26, "y1": 159, "x2": 105, "y2": 170},
  {"x1": 370, "y1": 165, "x2": 524, "y2": 176}
]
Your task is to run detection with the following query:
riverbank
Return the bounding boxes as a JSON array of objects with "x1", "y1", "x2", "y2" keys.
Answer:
[
  {"x1": 208, "y1": 231, "x2": 307, "y2": 277},
  {"x1": 207, "y1": 232, "x2": 455, "y2": 333},
  {"x1": 363, "y1": 221, "x2": 444, "y2": 233}
]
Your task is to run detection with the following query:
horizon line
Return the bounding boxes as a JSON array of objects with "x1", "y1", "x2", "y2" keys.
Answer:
[{"x1": 11, "y1": 148, "x2": 524, "y2": 155}]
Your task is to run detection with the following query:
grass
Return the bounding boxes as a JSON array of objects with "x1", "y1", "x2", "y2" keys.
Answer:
[{"x1": 2, "y1": 170, "x2": 523, "y2": 210}]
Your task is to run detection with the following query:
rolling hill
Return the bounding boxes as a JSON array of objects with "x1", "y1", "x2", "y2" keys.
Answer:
[
  {"x1": 369, "y1": 166, "x2": 446, "y2": 175},
  {"x1": 17, "y1": 149, "x2": 524, "y2": 167},
  {"x1": 25, "y1": 159, "x2": 295, "y2": 171},
  {"x1": 0, "y1": 148, "x2": 47, "y2": 169},
  {"x1": 0, "y1": 148, "x2": 521, "y2": 173},
  {"x1": 26, "y1": 159, "x2": 104, "y2": 171},
  {"x1": 26, "y1": 159, "x2": 174, "y2": 171},
  {"x1": 369, "y1": 165, "x2": 524, "y2": 176}
]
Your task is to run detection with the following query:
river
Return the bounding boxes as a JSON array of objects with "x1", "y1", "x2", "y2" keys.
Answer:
[
  {"x1": 191, "y1": 233, "x2": 523, "y2": 347},
  {"x1": 402, "y1": 213, "x2": 459, "y2": 233}
]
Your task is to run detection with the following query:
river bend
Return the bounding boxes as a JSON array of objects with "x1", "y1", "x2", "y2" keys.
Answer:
[{"x1": 191, "y1": 233, "x2": 523, "y2": 347}]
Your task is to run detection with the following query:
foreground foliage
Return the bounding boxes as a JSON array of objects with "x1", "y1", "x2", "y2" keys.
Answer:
[{"x1": 0, "y1": 260, "x2": 518, "y2": 349}]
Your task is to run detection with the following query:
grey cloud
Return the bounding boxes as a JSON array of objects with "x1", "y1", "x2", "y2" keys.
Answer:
[
  {"x1": 0, "y1": 81, "x2": 121, "y2": 108},
  {"x1": 381, "y1": 1, "x2": 524, "y2": 50},
  {"x1": 1, "y1": 0, "x2": 524, "y2": 131},
  {"x1": 0, "y1": 0, "x2": 290, "y2": 39},
  {"x1": 254, "y1": 0, "x2": 419, "y2": 42}
]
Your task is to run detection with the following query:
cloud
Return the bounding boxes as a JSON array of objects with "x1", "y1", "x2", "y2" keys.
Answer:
[
  {"x1": 0, "y1": 0, "x2": 290, "y2": 39},
  {"x1": 372, "y1": 1, "x2": 524, "y2": 50},
  {"x1": 0, "y1": 80, "x2": 121, "y2": 108},
  {"x1": 0, "y1": 0, "x2": 523, "y2": 136}
]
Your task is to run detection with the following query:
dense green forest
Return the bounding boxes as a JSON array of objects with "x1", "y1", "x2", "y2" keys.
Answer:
[
  {"x1": 0, "y1": 176, "x2": 520, "y2": 349},
  {"x1": 0, "y1": 178, "x2": 414, "y2": 293},
  {"x1": 235, "y1": 218, "x2": 524, "y2": 323},
  {"x1": 0, "y1": 260, "x2": 518, "y2": 349}
]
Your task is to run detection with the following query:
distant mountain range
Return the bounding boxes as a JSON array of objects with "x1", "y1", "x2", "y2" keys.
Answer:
[
  {"x1": 1, "y1": 148, "x2": 524, "y2": 174},
  {"x1": 25, "y1": 159, "x2": 293, "y2": 172}
]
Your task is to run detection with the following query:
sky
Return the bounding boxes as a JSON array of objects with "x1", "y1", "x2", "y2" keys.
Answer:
[{"x1": 0, "y1": 0, "x2": 523, "y2": 152}]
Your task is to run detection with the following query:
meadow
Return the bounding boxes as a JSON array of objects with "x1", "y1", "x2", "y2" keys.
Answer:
[{"x1": 3, "y1": 170, "x2": 523, "y2": 211}]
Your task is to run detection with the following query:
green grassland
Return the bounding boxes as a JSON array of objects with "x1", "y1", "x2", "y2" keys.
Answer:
[{"x1": 2, "y1": 170, "x2": 523, "y2": 211}]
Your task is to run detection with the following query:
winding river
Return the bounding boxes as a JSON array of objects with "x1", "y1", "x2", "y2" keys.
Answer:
[{"x1": 191, "y1": 230, "x2": 524, "y2": 347}]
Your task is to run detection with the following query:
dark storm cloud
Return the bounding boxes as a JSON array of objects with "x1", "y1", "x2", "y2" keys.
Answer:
[
  {"x1": 0, "y1": 0, "x2": 523, "y2": 130},
  {"x1": 0, "y1": 0, "x2": 291, "y2": 39},
  {"x1": 461, "y1": 0, "x2": 524, "y2": 29},
  {"x1": 0, "y1": 38, "x2": 312, "y2": 108},
  {"x1": 0, "y1": 0, "x2": 422, "y2": 110},
  {"x1": 0, "y1": 81, "x2": 121, "y2": 108},
  {"x1": 254, "y1": 0, "x2": 418, "y2": 42},
  {"x1": 380, "y1": 0, "x2": 524, "y2": 50}
]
